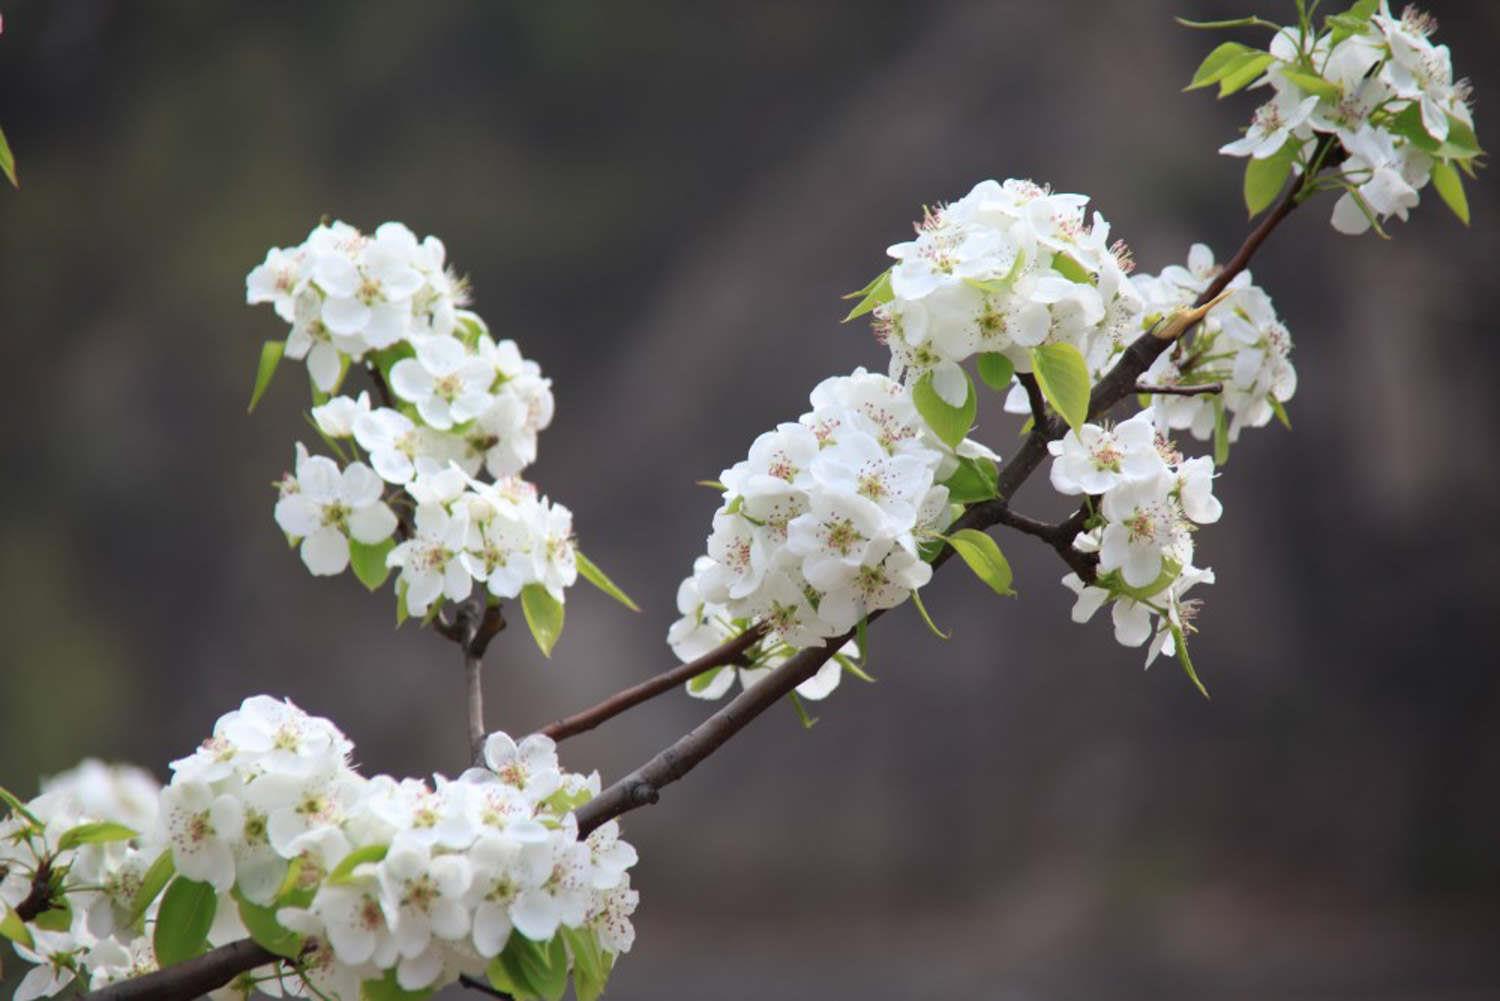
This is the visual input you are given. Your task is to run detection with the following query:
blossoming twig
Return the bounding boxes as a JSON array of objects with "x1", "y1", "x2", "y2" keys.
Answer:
[{"x1": 1133, "y1": 381, "x2": 1224, "y2": 396}]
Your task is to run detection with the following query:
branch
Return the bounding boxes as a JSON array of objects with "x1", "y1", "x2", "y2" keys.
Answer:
[
  {"x1": 83, "y1": 941, "x2": 279, "y2": 1001},
  {"x1": 13, "y1": 859, "x2": 53, "y2": 922},
  {"x1": 1135, "y1": 381, "x2": 1222, "y2": 397},
  {"x1": 77, "y1": 118, "x2": 1335, "y2": 1001},
  {"x1": 538, "y1": 623, "x2": 768, "y2": 742},
  {"x1": 1015, "y1": 371, "x2": 1048, "y2": 426},
  {"x1": 458, "y1": 973, "x2": 515, "y2": 1000}
]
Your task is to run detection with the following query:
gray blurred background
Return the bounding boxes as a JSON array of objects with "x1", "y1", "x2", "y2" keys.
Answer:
[{"x1": 2, "y1": 1, "x2": 1498, "y2": 998}]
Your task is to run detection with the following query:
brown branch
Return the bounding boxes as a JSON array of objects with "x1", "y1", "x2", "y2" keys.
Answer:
[
  {"x1": 76, "y1": 115, "x2": 1336, "y2": 1001},
  {"x1": 538, "y1": 623, "x2": 768, "y2": 742},
  {"x1": 1135, "y1": 381, "x2": 1223, "y2": 397},
  {"x1": 1015, "y1": 371, "x2": 1048, "y2": 426},
  {"x1": 13, "y1": 859, "x2": 53, "y2": 922},
  {"x1": 83, "y1": 941, "x2": 279, "y2": 1001},
  {"x1": 458, "y1": 974, "x2": 515, "y2": 1000}
]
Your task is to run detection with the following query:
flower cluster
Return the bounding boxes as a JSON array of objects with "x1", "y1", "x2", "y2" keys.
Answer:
[
  {"x1": 667, "y1": 370, "x2": 996, "y2": 695},
  {"x1": 1048, "y1": 407, "x2": 1222, "y2": 667},
  {"x1": 860, "y1": 177, "x2": 1144, "y2": 400},
  {"x1": 1134, "y1": 244, "x2": 1297, "y2": 444},
  {"x1": 0, "y1": 697, "x2": 638, "y2": 1001},
  {"x1": 249, "y1": 221, "x2": 587, "y2": 635},
  {"x1": 1208, "y1": 0, "x2": 1480, "y2": 235}
]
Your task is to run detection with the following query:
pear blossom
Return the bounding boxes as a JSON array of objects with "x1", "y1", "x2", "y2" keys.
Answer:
[
  {"x1": 389, "y1": 337, "x2": 497, "y2": 431},
  {"x1": 386, "y1": 503, "x2": 473, "y2": 616},
  {"x1": 1047, "y1": 409, "x2": 1166, "y2": 496},
  {"x1": 274, "y1": 445, "x2": 398, "y2": 576}
]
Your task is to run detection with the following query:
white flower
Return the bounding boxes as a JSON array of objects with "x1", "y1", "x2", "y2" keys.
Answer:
[
  {"x1": 1174, "y1": 456, "x2": 1222, "y2": 525},
  {"x1": 386, "y1": 504, "x2": 474, "y2": 616},
  {"x1": 245, "y1": 247, "x2": 306, "y2": 323},
  {"x1": 509, "y1": 830, "x2": 591, "y2": 942},
  {"x1": 1330, "y1": 125, "x2": 1425, "y2": 235},
  {"x1": 352, "y1": 407, "x2": 467, "y2": 486},
  {"x1": 160, "y1": 779, "x2": 243, "y2": 892},
  {"x1": 1098, "y1": 475, "x2": 1187, "y2": 589},
  {"x1": 315, "y1": 224, "x2": 425, "y2": 351},
  {"x1": 583, "y1": 821, "x2": 638, "y2": 891},
  {"x1": 588, "y1": 880, "x2": 639, "y2": 955},
  {"x1": 13, "y1": 930, "x2": 80, "y2": 1001},
  {"x1": 390, "y1": 337, "x2": 497, "y2": 430},
  {"x1": 376, "y1": 843, "x2": 472, "y2": 980},
  {"x1": 529, "y1": 499, "x2": 578, "y2": 602},
  {"x1": 1219, "y1": 89, "x2": 1318, "y2": 159},
  {"x1": 482, "y1": 733, "x2": 562, "y2": 804},
  {"x1": 1047, "y1": 409, "x2": 1166, "y2": 496},
  {"x1": 785, "y1": 493, "x2": 888, "y2": 592},
  {"x1": 274, "y1": 445, "x2": 398, "y2": 576},
  {"x1": 310, "y1": 392, "x2": 371, "y2": 439}
]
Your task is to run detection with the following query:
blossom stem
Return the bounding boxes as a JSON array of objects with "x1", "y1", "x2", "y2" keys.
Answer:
[{"x1": 466, "y1": 650, "x2": 486, "y2": 764}]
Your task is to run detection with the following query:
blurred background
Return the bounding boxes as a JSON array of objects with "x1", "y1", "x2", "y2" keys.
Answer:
[{"x1": 2, "y1": 1, "x2": 1498, "y2": 998}]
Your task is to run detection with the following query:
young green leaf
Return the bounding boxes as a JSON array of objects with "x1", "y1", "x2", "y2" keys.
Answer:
[
  {"x1": 361, "y1": 970, "x2": 436, "y2": 1001},
  {"x1": 521, "y1": 583, "x2": 565, "y2": 658},
  {"x1": 1171, "y1": 625, "x2": 1211, "y2": 699},
  {"x1": 841, "y1": 269, "x2": 893, "y2": 322},
  {"x1": 57, "y1": 821, "x2": 139, "y2": 852},
  {"x1": 939, "y1": 529, "x2": 1016, "y2": 596},
  {"x1": 1279, "y1": 69, "x2": 1340, "y2": 100},
  {"x1": 395, "y1": 580, "x2": 411, "y2": 628},
  {"x1": 911, "y1": 370, "x2": 977, "y2": 448},
  {"x1": 127, "y1": 851, "x2": 175, "y2": 928},
  {"x1": 856, "y1": 615, "x2": 869, "y2": 668},
  {"x1": 575, "y1": 551, "x2": 641, "y2": 612},
  {"x1": 0, "y1": 785, "x2": 43, "y2": 826},
  {"x1": 327, "y1": 843, "x2": 389, "y2": 885},
  {"x1": 1243, "y1": 139, "x2": 1298, "y2": 216},
  {"x1": 247, "y1": 340, "x2": 286, "y2": 414},
  {"x1": 909, "y1": 587, "x2": 950, "y2": 640},
  {"x1": 1218, "y1": 52, "x2": 1274, "y2": 96},
  {"x1": 1430, "y1": 160, "x2": 1470, "y2": 225},
  {"x1": 561, "y1": 927, "x2": 613, "y2": 1001},
  {"x1": 976, "y1": 352, "x2": 1015, "y2": 392},
  {"x1": 0, "y1": 123, "x2": 17, "y2": 188},
  {"x1": 153, "y1": 877, "x2": 217, "y2": 967},
  {"x1": 1, "y1": 906, "x2": 34, "y2": 950},
  {"x1": 940, "y1": 455, "x2": 999, "y2": 504},
  {"x1": 1030, "y1": 343, "x2": 1092, "y2": 431},
  {"x1": 1269, "y1": 395, "x2": 1293, "y2": 430},
  {"x1": 1185, "y1": 41, "x2": 1257, "y2": 90},
  {"x1": 687, "y1": 664, "x2": 729, "y2": 694},
  {"x1": 232, "y1": 888, "x2": 303, "y2": 959},
  {"x1": 349, "y1": 538, "x2": 395, "y2": 592},
  {"x1": 34, "y1": 902, "x2": 72, "y2": 932},
  {"x1": 1050, "y1": 251, "x2": 1093, "y2": 284},
  {"x1": 789, "y1": 691, "x2": 819, "y2": 729},
  {"x1": 1212, "y1": 395, "x2": 1230, "y2": 467}
]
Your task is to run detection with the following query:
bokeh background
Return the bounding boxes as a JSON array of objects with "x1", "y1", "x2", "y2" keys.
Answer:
[{"x1": 3, "y1": 1, "x2": 1498, "y2": 998}]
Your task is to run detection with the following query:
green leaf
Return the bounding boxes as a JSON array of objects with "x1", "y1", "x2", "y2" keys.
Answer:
[
  {"x1": 126, "y1": 851, "x2": 175, "y2": 929},
  {"x1": 0, "y1": 123, "x2": 16, "y2": 188},
  {"x1": 1176, "y1": 15, "x2": 1278, "y2": 30},
  {"x1": 1212, "y1": 395, "x2": 1230, "y2": 467},
  {"x1": 57, "y1": 821, "x2": 139, "y2": 852},
  {"x1": 561, "y1": 927, "x2": 612, "y2": 1001},
  {"x1": 1243, "y1": 139, "x2": 1299, "y2": 216},
  {"x1": 152, "y1": 877, "x2": 217, "y2": 968},
  {"x1": 247, "y1": 340, "x2": 286, "y2": 414},
  {"x1": 492, "y1": 933, "x2": 569, "y2": 1001},
  {"x1": 328, "y1": 844, "x2": 388, "y2": 885},
  {"x1": 1217, "y1": 52, "x2": 1274, "y2": 96},
  {"x1": 909, "y1": 587, "x2": 949, "y2": 640},
  {"x1": 1280, "y1": 69, "x2": 1340, "y2": 100},
  {"x1": 789, "y1": 691, "x2": 819, "y2": 729},
  {"x1": 1385, "y1": 105, "x2": 1483, "y2": 159},
  {"x1": 349, "y1": 538, "x2": 395, "y2": 592},
  {"x1": 1430, "y1": 160, "x2": 1470, "y2": 225},
  {"x1": 1185, "y1": 41, "x2": 1257, "y2": 90},
  {"x1": 1, "y1": 906, "x2": 34, "y2": 950},
  {"x1": 361, "y1": 970, "x2": 435, "y2": 1001},
  {"x1": 575, "y1": 551, "x2": 640, "y2": 612},
  {"x1": 835, "y1": 652, "x2": 877, "y2": 684},
  {"x1": 976, "y1": 352, "x2": 1015, "y2": 392},
  {"x1": 939, "y1": 529, "x2": 1015, "y2": 597},
  {"x1": 841, "y1": 269, "x2": 893, "y2": 322},
  {"x1": 0, "y1": 786, "x2": 42, "y2": 826},
  {"x1": 911, "y1": 370, "x2": 976, "y2": 449},
  {"x1": 1171, "y1": 625, "x2": 1211, "y2": 699},
  {"x1": 1050, "y1": 251, "x2": 1092, "y2": 284},
  {"x1": 1269, "y1": 395, "x2": 1293, "y2": 430},
  {"x1": 855, "y1": 616, "x2": 869, "y2": 668},
  {"x1": 232, "y1": 888, "x2": 303, "y2": 959},
  {"x1": 33, "y1": 901, "x2": 72, "y2": 932},
  {"x1": 521, "y1": 583, "x2": 565, "y2": 658},
  {"x1": 687, "y1": 664, "x2": 729, "y2": 694},
  {"x1": 940, "y1": 455, "x2": 999, "y2": 504},
  {"x1": 1030, "y1": 343, "x2": 1092, "y2": 431},
  {"x1": 1095, "y1": 559, "x2": 1182, "y2": 603},
  {"x1": 395, "y1": 580, "x2": 411, "y2": 628}
]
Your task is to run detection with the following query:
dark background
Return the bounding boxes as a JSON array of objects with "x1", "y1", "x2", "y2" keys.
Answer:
[{"x1": 2, "y1": 2, "x2": 1498, "y2": 998}]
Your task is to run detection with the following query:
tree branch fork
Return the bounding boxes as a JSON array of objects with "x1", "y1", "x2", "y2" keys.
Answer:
[{"x1": 72, "y1": 143, "x2": 1324, "y2": 1001}]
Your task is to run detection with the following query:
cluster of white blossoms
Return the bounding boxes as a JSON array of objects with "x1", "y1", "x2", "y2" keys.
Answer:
[
  {"x1": 0, "y1": 697, "x2": 638, "y2": 1001},
  {"x1": 249, "y1": 221, "x2": 588, "y2": 633},
  {"x1": 1047, "y1": 407, "x2": 1223, "y2": 666},
  {"x1": 1134, "y1": 244, "x2": 1297, "y2": 444},
  {"x1": 1209, "y1": 0, "x2": 1479, "y2": 235},
  {"x1": 667, "y1": 370, "x2": 998, "y2": 697},
  {"x1": 865, "y1": 177, "x2": 1144, "y2": 401}
]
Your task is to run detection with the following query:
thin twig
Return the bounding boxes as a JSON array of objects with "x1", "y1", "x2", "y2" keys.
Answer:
[
  {"x1": 1135, "y1": 381, "x2": 1223, "y2": 397},
  {"x1": 77, "y1": 120, "x2": 1336, "y2": 1001},
  {"x1": 538, "y1": 624, "x2": 767, "y2": 742},
  {"x1": 458, "y1": 973, "x2": 515, "y2": 1000},
  {"x1": 1015, "y1": 371, "x2": 1048, "y2": 426},
  {"x1": 466, "y1": 651, "x2": 486, "y2": 762}
]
